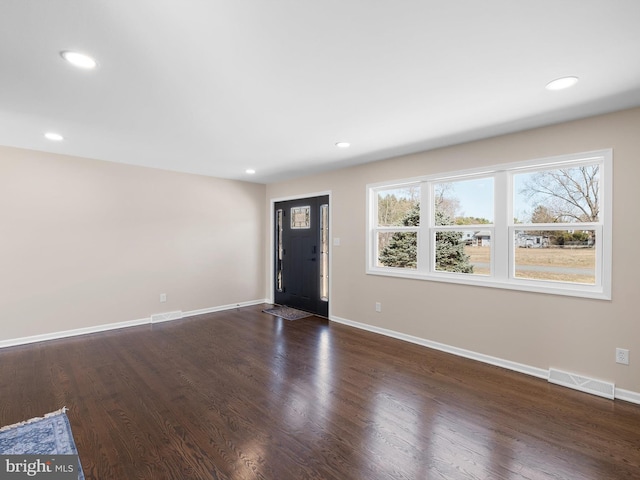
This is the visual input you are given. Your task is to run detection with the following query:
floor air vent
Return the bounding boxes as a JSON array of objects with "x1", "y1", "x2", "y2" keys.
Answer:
[
  {"x1": 151, "y1": 311, "x2": 183, "y2": 323},
  {"x1": 548, "y1": 368, "x2": 615, "y2": 400}
]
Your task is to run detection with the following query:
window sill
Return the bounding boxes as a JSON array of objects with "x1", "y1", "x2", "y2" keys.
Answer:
[{"x1": 365, "y1": 267, "x2": 611, "y2": 300}]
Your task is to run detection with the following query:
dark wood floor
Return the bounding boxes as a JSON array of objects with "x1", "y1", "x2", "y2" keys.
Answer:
[{"x1": 1, "y1": 305, "x2": 639, "y2": 479}]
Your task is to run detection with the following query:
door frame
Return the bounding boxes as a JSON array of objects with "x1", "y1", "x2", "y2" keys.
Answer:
[{"x1": 268, "y1": 190, "x2": 332, "y2": 317}]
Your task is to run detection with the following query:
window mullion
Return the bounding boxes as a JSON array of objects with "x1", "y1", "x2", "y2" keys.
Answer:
[
  {"x1": 417, "y1": 181, "x2": 431, "y2": 273},
  {"x1": 494, "y1": 171, "x2": 509, "y2": 280}
]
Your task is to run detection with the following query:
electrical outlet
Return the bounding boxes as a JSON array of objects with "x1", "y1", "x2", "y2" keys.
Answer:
[
  {"x1": 160, "y1": 293, "x2": 167, "y2": 303},
  {"x1": 375, "y1": 302, "x2": 382, "y2": 312},
  {"x1": 616, "y1": 348, "x2": 629, "y2": 365}
]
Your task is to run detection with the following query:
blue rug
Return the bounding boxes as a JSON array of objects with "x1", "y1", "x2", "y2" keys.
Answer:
[{"x1": 0, "y1": 408, "x2": 85, "y2": 479}]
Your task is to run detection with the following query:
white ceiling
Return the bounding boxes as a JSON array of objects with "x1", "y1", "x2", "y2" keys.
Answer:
[{"x1": 1, "y1": 1, "x2": 639, "y2": 184}]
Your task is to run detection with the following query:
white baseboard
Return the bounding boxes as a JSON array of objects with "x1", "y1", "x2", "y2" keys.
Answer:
[
  {"x1": 0, "y1": 299, "x2": 268, "y2": 349},
  {"x1": 183, "y1": 299, "x2": 268, "y2": 318},
  {"x1": 329, "y1": 314, "x2": 640, "y2": 405},
  {"x1": 0, "y1": 317, "x2": 150, "y2": 349},
  {"x1": 614, "y1": 388, "x2": 640, "y2": 405}
]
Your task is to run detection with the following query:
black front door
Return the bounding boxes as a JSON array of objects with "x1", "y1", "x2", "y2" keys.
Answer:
[{"x1": 274, "y1": 195, "x2": 329, "y2": 317}]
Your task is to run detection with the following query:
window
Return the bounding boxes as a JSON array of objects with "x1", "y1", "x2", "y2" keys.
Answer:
[
  {"x1": 432, "y1": 176, "x2": 494, "y2": 276},
  {"x1": 320, "y1": 203, "x2": 329, "y2": 301},
  {"x1": 275, "y1": 209, "x2": 284, "y2": 292},
  {"x1": 366, "y1": 150, "x2": 612, "y2": 299},
  {"x1": 374, "y1": 185, "x2": 420, "y2": 269},
  {"x1": 291, "y1": 206, "x2": 310, "y2": 229}
]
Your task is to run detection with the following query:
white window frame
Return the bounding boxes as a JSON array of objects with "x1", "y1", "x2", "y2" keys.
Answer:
[
  {"x1": 366, "y1": 149, "x2": 612, "y2": 300},
  {"x1": 370, "y1": 181, "x2": 422, "y2": 271}
]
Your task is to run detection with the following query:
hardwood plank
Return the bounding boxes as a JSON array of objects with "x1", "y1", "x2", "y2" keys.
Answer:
[{"x1": 1, "y1": 305, "x2": 639, "y2": 479}]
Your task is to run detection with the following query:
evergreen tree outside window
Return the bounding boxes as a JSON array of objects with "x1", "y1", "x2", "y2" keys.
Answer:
[
  {"x1": 379, "y1": 205, "x2": 474, "y2": 273},
  {"x1": 375, "y1": 186, "x2": 419, "y2": 269},
  {"x1": 379, "y1": 203, "x2": 419, "y2": 268},
  {"x1": 434, "y1": 210, "x2": 474, "y2": 274}
]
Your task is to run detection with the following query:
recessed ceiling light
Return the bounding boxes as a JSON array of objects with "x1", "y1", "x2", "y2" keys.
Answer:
[
  {"x1": 60, "y1": 51, "x2": 98, "y2": 69},
  {"x1": 44, "y1": 132, "x2": 64, "y2": 141},
  {"x1": 245, "y1": 169, "x2": 256, "y2": 174},
  {"x1": 545, "y1": 76, "x2": 579, "y2": 91},
  {"x1": 335, "y1": 142, "x2": 351, "y2": 148}
]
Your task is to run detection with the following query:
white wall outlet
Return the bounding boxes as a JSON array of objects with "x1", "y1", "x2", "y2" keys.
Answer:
[
  {"x1": 375, "y1": 302, "x2": 382, "y2": 312},
  {"x1": 160, "y1": 293, "x2": 167, "y2": 303},
  {"x1": 616, "y1": 348, "x2": 630, "y2": 365}
]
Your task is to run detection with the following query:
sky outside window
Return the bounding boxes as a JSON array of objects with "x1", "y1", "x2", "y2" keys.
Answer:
[{"x1": 435, "y1": 177, "x2": 494, "y2": 223}]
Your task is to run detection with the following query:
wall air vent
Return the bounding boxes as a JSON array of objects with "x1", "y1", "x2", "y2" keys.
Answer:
[
  {"x1": 548, "y1": 368, "x2": 615, "y2": 400},
  {"x1": 150, "y1": 311, "x2": 183, "y2": 323}
]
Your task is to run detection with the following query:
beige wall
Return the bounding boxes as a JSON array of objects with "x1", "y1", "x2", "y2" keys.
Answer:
[
  {"x1": 1, "y1": 146, "x2": 266, "y2": 341},
  {"x1": 2, "y1": 108, "x2": 638, "y2": 393},
  {"x1": 265, "y1": 107, "x2": 640, "y2": 393}
]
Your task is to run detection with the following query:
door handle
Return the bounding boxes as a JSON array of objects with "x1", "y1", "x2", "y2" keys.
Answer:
[{"x1": 308, "y1": 257, "x2": 316, "y2": 261}]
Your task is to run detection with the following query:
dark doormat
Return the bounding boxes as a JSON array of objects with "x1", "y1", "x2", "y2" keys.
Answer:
[{"x1": 263, "y1": 306, "x2": 313, "y2": 321}]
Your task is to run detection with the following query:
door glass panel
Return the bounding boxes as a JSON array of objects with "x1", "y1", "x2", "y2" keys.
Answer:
[
  {"x1": 291, "y1": 206, "x2": 311, "y2": 229},
  {"x1": 320, "y1": 204, "x2": 329, "y2": 301}
]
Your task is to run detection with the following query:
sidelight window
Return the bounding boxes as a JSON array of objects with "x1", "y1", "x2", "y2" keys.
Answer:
[
  {"x1": 320, "y1": 204, "x2": 329, "y2": 301},
  {"x1": 275, "y1": 209, "x2": 284, "y2": 292}
]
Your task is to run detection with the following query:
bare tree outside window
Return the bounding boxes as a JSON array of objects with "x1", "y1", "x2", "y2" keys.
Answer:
[
  {"x1": 377, "y1": 186, "x2": 420, "y2": 226},
  {"x1": 517, "y1": 164, "x2": 599, "y2": 223},
  {"x1": 514, "y1": 163, "x2": 600, "y2": 284},
  {"x1": 434, "y1": 183, "x2": 460, "y2": 222}
]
